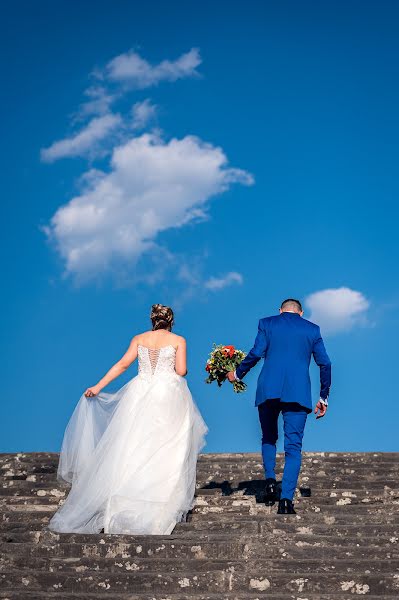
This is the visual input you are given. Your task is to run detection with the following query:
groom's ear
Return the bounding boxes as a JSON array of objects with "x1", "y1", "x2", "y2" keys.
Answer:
[
  {"x1": 279, "y1": 308, "x2": 283, "y2": 314},
  {"x1": 300, "y1": 311, "x2": 304, "y2": 317}
]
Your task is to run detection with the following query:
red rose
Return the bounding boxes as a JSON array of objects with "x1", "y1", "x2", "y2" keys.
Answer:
[
  {"x1": 224, "y1": 345, "x2": 235, "y2": 357},
  {"x1": 205, "y1": 364, "x2": 211, "y2": 372}
]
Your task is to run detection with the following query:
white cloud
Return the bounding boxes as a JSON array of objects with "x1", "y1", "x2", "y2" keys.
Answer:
[
  {"x1": 41, "y1": 48, "x2": 201, "y2": 162},
  {"x1": 205, "y1": 272, "x2": 243, "y2": 291},
  {"x1": 131, "y1": 99, "x2": 157, "y2": 130},
  {"x1": 305, "y1": 287, "x2": 370, "y2": 334},
  {"x1": 76, "y1": 86, "x2": 116, "y2": 118},
  {"x1": 46, "y1": 133, "x2": 253, "y2": 280},
  {"x1": 42, "y1": 46, "x2": 253, "y2": 294},
  {"x1": 104, "y1": 48, "x2": 201, "y2": 88},
  {"x1": 41, "y1": 113, "x2": 122, "y2": 162}
]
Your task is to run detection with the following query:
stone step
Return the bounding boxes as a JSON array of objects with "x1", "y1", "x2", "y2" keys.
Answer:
[
  {"x1": 1, "y1": 481, "x2": 397, "y2": 501},
  {"x1": 198, "y1": 490, "x2": 399, "y2": 504},
  {"x1": 1, "y1": 500, "x2": 397, "y2": 519},
  {"x1": 1, "y1": 494, "x2": 397, "y2": 514},
  {"x1": 2, "y1": 553, "x2": 399, "y2": 575},
  {"x1": 1, "y1": 452, "x2": 398, "y2": 465},
  {"x1": 196, "y1": 461, "x2": 399, "y2": 470},
  {"x1": 4, "y1": 460, "x2": 399, "y2": 471},
  {"x1": 197, "y1": 461, "x2": 399, "y2": 469},
  {"x1": 0, "y1": 452, "x2": 397, "y2": 598},
  {"x1": 0, "y1": 569, "x2": 398, "y2": 595},
  {"x1": 3, "y1": 539, "x2": 398, "y2": 561},
  {"x1": 4, "y1": 503, "x2": 399, "y2": 525},
  {"x1": 4, "y1": 505, "x2": 399, "y2": 535},
  {"x1": 7, "y1": 518, "x2": 399, "y2": 540},
  {"x1": 198, "y1": 480, "x2": 399, "y2": 491},
  {"x1": 0, "y1": 486, "x2": 223, "y2": 498},
  {"x1": 1, "y1": 594, "x2": 399, "y2": 600},
  {"x1": 5, "y1": 471, "x2": 399, "y2": 485},
  {"x1": 189, "y1": 506, "x2": 399, "y2": 523},
  {"x1": 3, "y1": 531, "x2": 399, "y2": 555},
  {"x1": 175, "y1": 519, "x2": 399, "y2": 537}
]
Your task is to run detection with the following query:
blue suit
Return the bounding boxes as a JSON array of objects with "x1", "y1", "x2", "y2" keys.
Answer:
[{"x1": 236, "y1": 312, "x2": 331, "y2": 500}]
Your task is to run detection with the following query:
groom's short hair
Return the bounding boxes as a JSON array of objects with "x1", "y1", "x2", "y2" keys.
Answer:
[{"x1": 281, "y1": 298, "x2": 303, "y2": 313}]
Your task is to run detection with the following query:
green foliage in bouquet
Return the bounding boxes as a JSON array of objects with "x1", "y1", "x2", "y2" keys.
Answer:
[{"x1": 205, "y1": 344, "x2": 247, "y2": 393}]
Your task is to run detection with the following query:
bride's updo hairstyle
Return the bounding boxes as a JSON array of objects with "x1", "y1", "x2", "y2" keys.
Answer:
[{"x1": 150, "y1": 304, "x2": 174, "y2": 331}]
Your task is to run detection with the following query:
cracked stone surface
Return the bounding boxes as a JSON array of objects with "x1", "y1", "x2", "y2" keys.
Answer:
[{"x1": 0, "y1": 451, "x2": 398, "y2": 598}]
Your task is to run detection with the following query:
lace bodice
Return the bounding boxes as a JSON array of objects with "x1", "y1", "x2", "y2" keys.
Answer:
[{"x1": 138, "y1": 345, "x2": 177, "y2": 379}]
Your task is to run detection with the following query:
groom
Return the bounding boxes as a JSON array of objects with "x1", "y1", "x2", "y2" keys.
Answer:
[{"x1": 227, "y1": 299, "x2": 331, "y2": 514}]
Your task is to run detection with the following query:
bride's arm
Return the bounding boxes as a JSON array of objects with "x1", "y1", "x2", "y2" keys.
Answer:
[
  {"x1": 84, "y1": 337, "x2": 139, "y2": 397},
  {"x1": 175, "y1": 337, "x2": 187, "y2": 377}
]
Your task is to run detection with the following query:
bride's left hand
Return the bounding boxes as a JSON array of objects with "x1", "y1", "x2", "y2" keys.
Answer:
[{"x1": 84, "y1": 385, "x2": 101, "y2": 398}]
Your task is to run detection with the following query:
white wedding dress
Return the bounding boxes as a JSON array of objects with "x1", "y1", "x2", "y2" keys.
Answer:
[{"x1": 48, "y1": 345, "x2": 207, "y2": 535}]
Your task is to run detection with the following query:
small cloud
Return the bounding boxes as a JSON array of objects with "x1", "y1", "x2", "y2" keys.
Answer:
[
  {"x1": 305, "y1": 287, "x2": 370, "y2": 334},
  {"x1": 204, "y1": 271, "x2": 244, "y2": 291},
  {"x1": 131, "y1": 99, "x2": 157, "y2": 130},
  {"x1": 103, "y1": 47, "x2": 201, "y2": 88},
  {"x1": 76, "y1": 86, "x2": 116, "y2": 119},
  {"x1": 41, "y1": 113, "x2": 122, "y2": 162}
]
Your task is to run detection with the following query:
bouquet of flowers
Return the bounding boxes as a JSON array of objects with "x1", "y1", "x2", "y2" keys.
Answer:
[{"x1": 205, "y1": 344, "x2": 247, "y2": 393}]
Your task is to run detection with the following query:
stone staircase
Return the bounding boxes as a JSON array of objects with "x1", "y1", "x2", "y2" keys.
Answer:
[{"x1": 0, "y1": 451, "x2": 398, "y2": 599}]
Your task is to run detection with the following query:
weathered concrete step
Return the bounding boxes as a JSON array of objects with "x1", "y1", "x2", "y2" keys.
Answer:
[
  {"x1": 1, "y1": 502, "x2": 58, "y2": 520},
  {"x1": 1, "y1": 511, "x2": 56, "y2": 522},
  {"x1": 4, "y1": 518, "x2": 399, "y2": 549},
  {"x1": 0, "y1": 569, "x2": 397, "y2": 594},
  {"x1": 197, "y1": 461, "x2": 399, "y2": 469},
  {"x1": 0, "y1": 489, "x2": 220, "y2": 504},
  {"x1": 199, "y1": 453, "x2": 399, "y2": 463},
  {"x1": 1, "y1": 593, "x2": 399, "y2": 600},
  {"x1": 193, "y1": 494, "x2": 399, "y2": 507},
  {"x1": 4, "y1": 505, "x2": 399, "y2": 533},
  {"x1": 0, "y1": 496, "x2": 68, "y2": 507},
  {"x1": 0, "y1": 483, "x2": 68, "y2": 496},
  {"x1": 2, "y1": 511, "x2": 399, "y2": 538},
  {"x1": 191, "y1": 502, "x2": 399, "y2": 515},
  {"x1": 0, "y1": 483, "x2": 223, "y2": 496},
  {"x1": 189, "y1": 506, "x2": 399, "y2": 523},
  {"x1": 0, "y1": 450, "x2": 396, "y2": 458},
  {"x1": 4, "y1": 532, "x2": 398, "y2": 556},
  {"x1": 175, "y1": 519, "x2": 399, "y2": 537},
  {"x1": 5, "y1": 460, "x2": 398, "y2": 471},
  {"x1": 1, "y1": 452, "x2": 398, "y2": 467},
  {"x1": 1, "y1": 494, "x2": 397, "y2": 514},
  {"x1": 196, "y1": 467, "x2": 399, "y2": 478},
  {"x1": 6, "y1": 471, "x2": 399, "y2": 486},
  {"x1": 198, "y1": 490, "x2": 399, "y2": 504},
  {"x1": 197, "y1": 476, "x2": 399, "y2": 487},
  {"x1": 2, "y1": 482, "x2": 397, "y2": 502},
  {"x1": 198, "y1": 480, "x2": 399, "y2": 491},
  {"x1": 2, "y1": 554, "x2": 399, "y2": 575},
  {"x1": 5, "y1": 504, "x2": 399, "y2": 526},
  {"x1": 3, "y1": 540, "x2": 398, "y2": 562}
]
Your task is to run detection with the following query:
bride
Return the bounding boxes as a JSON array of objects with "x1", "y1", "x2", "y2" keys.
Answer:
[{"x1": 48, "y1": 304, "x2": 207, "y2": 535}]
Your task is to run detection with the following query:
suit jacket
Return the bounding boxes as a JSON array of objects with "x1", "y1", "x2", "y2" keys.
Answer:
[{"x1": 235, "y1": 312, "x2": 331, "y2": 412}]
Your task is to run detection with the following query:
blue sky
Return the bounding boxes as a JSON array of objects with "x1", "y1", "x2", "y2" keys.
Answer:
[{"x1": 2, "y1": 0, "x2": 399, "y2": 454}]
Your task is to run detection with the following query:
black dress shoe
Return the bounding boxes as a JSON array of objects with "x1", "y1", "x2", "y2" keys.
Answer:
[
  {"x1": 277, "y1": 498, "x2": 296, "y2": 514},
  {"x1": 264, "y1": 478, "x2": 277, "y2": 502}
]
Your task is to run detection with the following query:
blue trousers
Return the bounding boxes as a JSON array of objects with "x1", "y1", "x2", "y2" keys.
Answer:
[{"x1": 258, "y1": 399, "x2": 308, "y2": 501}]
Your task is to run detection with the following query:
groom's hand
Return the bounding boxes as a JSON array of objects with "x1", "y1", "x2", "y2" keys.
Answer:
[
  {"x1": 314, "y1": 400, "x2": 327, "y2": 420},
  {"x1": 226, "y1": 371, "x2": 236, "y2": 382}
]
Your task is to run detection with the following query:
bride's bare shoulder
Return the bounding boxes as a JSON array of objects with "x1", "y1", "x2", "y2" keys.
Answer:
[
  {"x1": 170, "y1": 333, "x2": 186, "y2": 347},
  {"x1": 132, "y1": 331, "x2": 152, "y2": 344}
]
